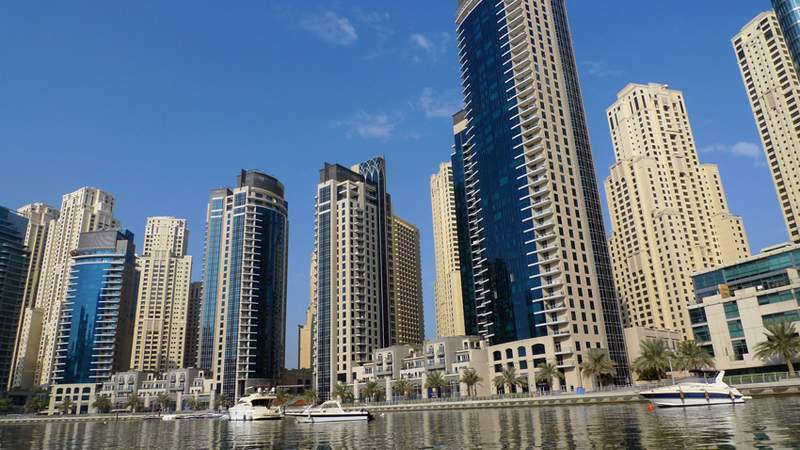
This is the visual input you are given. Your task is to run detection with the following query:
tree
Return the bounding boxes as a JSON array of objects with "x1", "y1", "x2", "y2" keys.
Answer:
[
  {"x1": 424, "y1": 371, "x2": 447, "y2": 398},
  {"x1": 93, "y1": 396, "x2": 112, "y2": 414},
  {"x1": 581, "y1": 348, "x2": 617, "y2": 389},
  {"x1": 275, "y1": 389, "x2": 292, "y2": 406},
  {"x1": 392, "y1": 379, "x2": 412, "y2": 400},
  {"x1": 125, "y1": 394, "x2": 143, "y2": 413},
  {"x1": 754, "y1": 321, "x2": 800, "y2": 377},
  {"x1": 460, "y1": 368, "x2": 482, "y2": 397},
  {"x1": 156, "y1": 394, "x2": 172, "y2": 412},
  {"x1": 494, "y1": 366, "x2": 528, "y2": 395},
  {"x1": 25, "y1": 396, "x2": 48, "y2": 414},
  {"x1": 675, "y1": 340, "x2": 715, "y2": 372},
  {"x1": 535, "y1": 362, "x2": 564, "y2": 391},
  {"x1": 332, "y1": 383, "x2": 354, "y2": 403},
  {"x1": 60, "y1": 397, "x2": 74, "y2": 415},
  {"x1": 632, "y1": 338, "x2": 672, "y2": 381},
  {"x1": 0, "y1": 398, "x2": 14, "y2": 414},
  {"x1": 361, "y1": 381, "x2": 379, "y2": 402},
  {"x1": 185, "y1": 397, "x2": 201, "y2": 411},
  {"x1": 302, "y1": 388, "x2": 319, "y2": 405},
  {"x1": 216, "y1": 394, "x2": 233, "y2": 410}
]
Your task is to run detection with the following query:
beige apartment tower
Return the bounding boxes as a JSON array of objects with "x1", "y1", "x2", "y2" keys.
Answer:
[
  {"x1": 23, "y1": 188, "x2": 118, "y2": 386},
  {"x1": 733, "y1": 11, "x2": 800, "y2": 244},
  {"x1": 605, "y1": 83, "x2": 751, "y2": 337},
  {"x1": 7, "y1": 203, "x2": 59, "y2": 390},
  {"x1": 430, "y1": 161, "x2": 465, "y2": 338},
  {"x1": 390, "y1": 216, "x2": 424, "y2": 345},
  {"x1": 130, "y1": 217, "x2": 193, "y2": 373}
]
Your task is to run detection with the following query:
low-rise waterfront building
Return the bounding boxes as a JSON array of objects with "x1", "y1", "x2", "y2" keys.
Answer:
[
  {"x1": 98, "y1": 368, "x2": 213, "y2": 411},
  {"x1": 690, "y1": 243, "x2": 800, "y2": 374},
  {"x1": 623, "y1": 326, "x2": 683, "y2": 382}
]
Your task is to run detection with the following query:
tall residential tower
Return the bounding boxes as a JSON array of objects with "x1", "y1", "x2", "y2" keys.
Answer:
[
  {"x1": 0, "y1": 207, "x2": 29, "y2": 392},
  {"x1": 605, "y1": 83, "x2": 750, "y2": 337},
  {"x1": 130, "y1": 217, "x2": 193, "y2": 373},
  {"x1": 390, "y1": 216, "x2": 424, "y2": 345},
  {"x1": 452, "y1": 0, "x2": 629, "y2": 384},
  {"x1": 734, "y1": 11, "x2": 800, "y2": 244},
  {"x1": 198, "y1": 170, "x2": 289, "y2": 399}
]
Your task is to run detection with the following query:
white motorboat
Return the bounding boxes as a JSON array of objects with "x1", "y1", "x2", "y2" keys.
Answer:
[
  {"x1": 228, "y1": 389, "x2": 282, "y2": 420},
  {"x1": 639, "y1": 371, "x2": 749, "y2": 407},
  {"x1": 292, "y1": 400, "x2": 372, "y2": 423}
]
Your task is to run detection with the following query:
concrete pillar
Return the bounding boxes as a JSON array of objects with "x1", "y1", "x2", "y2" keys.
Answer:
[
  {"x1": 176, "y1": 392, "x2": 183, "y2": 412},
  {"x1": 421, "y1": 374, "x2": 429, "y2": 399},
  {"x1": 385, "y1": 380, "x2": 393, "y2": 401},
  {"x1": 352, "y1": 382, "x2": 360, "y2": 402},
  {"x1": 209, "y1": 390, "x2": 216, "y2": 411}
]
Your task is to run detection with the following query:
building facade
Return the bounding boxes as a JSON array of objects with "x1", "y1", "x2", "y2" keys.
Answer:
[
  {"x1": 733, "y1": 12, "x2": 800, "y2": 244},
  {"x1": 390, "y1": 216, "x2": 424, "y2": 345},
  {"x1": 198, "y1": 170, "x2": 289, "y2": 400},
  {"x1": 53, "y1": 230, "x2": 138, "y2": 387},
  {"x1": 623, "y1": 326, "x2": 683, "y2": 382},
  {"x1": 605, "y1": 83, "x2": 751, "y2": 337},
  {"x1": 130, "y1": 217, "x2": 193, "y2": 373},
  {"x1": 430, "y1": 161, "x2": 466, "y2": 337},
  {"x1": 27, "y1": 188, "x2": 118, "y2": 387},
  {"x1": 451, "y1": 0, "x2": 629, "y2": 382},
  {"x1": 185, "y1": 281, "x2": 202, "y2": 368},
  {"x1": 690, "y1": 243, "x2": 800, "y2": 374},
  {"x1": 0, "y1": 207, "x2": 29, "y2": 393},
  {"x1": 298, "y1": 304, "x2": 313, "y2": 370},
  {"x1": 772, "y1": 0, "x2": 800, "y2": 71}
]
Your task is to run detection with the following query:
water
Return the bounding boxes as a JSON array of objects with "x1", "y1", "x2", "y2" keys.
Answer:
[{"x1": 2, "y1": 397, "x2": 799, "y2": 449}]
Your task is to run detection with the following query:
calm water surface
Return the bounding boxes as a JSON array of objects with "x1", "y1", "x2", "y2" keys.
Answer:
[{"x1": 2, "y1": 396, "x2": 799, "y2": 449}]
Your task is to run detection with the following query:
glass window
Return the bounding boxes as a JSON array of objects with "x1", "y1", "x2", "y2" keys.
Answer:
[
  {"x1": 762, "y1": 311, "x2": 800, "y2": 327},
  {"x1": 693, "y1": 325, "x2": 711, "y2": 343},
  {"x1": 517, "y1": 346, "x2": 527, "y2": 357},
  {"x1": 505, "y1": 349, "x2": 513, "y2": 359},
  {"x1": 724, "y1": 302, "x2": 740, "y2": 319},
  {"x1": 757, "y1": 290, "x2": 795, "y2": 306},
  {"x1": 689, "y1": 308, "x2": 707, "y2": 324},
  {"x1": 727, "y1": 320, "x2": 744, "y2": 339},
  {"x1": 493, "y1": 351, "x2": 501, "y2": 361},
  {"x1": 732, "y1": 340, "x2": 748, "y2": 361}
]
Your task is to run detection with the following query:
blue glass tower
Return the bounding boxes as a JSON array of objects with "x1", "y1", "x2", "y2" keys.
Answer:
[
  {"x1": 53, "y1": 230, "x2": 137, "y2": 385},
  {"x1": 198, "y1": 170, "x2": 288, "y2": 399},
  {"x1": 773, "y1": 0, "x2": 800, "y2": 71},
  {"x1": 0, "y1": 206, "x2": 28, "y2": 393},
  {"x1": 453, "y1": 0, "x2": 628, "y2": 383}
]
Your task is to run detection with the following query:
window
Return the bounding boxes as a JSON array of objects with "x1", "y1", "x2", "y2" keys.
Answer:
[
  {"x1": 727, "y1": 320, "x2": 744, "y2": 339},
  {"x1": 519, "y1": 360, "x2": 528, "y2": 370},
  {"x1": 693, "y1": 325, "x2": 711, "y2": 343},
  {"x1": 517, "y1": 346, "x2": 527, "y2": 357},
  {"x1": 506, "y1": 349, "x2": 514, "y2": 359},
  {"x1": 762, "y1": 311, "x2": 800, "y2": 327},
  {"x1": 732, "y1": 340, "x2": 748, "y2": 361},
  {"x1": 723, "y1": 302, "x2": 740, "y2": 319},
  {"x1": 689, "y1": 308, "x2": 707, "y2": 324},
  {"x1": 532, "y1": 344, "x2": 546, "y2": 355},
  {"x1": 493, "y1": 351, "x2": 502, "y2": 361}
]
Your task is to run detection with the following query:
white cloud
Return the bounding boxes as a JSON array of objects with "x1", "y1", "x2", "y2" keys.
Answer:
[
  {"x1": 581, "y1": 60, "x2": 623, "y2": 78},
  {"x1": 418, "y1": 87, "x2": 462, "y2": 119},
  {"x1": 700, "y1": 141, "x2": 765, "y2": 166},
  {"x1": 301, "y1": 11, "x2": 358, "y2": 46},
  {"x1": 336, "y1": 112, "x2": 397, "y2": 139},
  {"x1": 411, "y1": 34, "x2": 433, "y2": 51},
  {"x1": 409, "y1": 32, "x2": 450, "y2": 61}
]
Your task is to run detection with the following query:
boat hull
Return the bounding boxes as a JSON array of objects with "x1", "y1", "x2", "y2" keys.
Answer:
[
  {"x1": 641, "y1": 392, "x2": 746, "y2": 407},
  {"x1": 294, "y1": 413, "x2": 371, "y2": 423},
  {"x1": 229, "y1": 407, "x2": 282, "y2": 421}
]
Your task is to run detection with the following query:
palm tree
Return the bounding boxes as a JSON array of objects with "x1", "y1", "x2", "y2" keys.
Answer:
[
  {"x1": 755, "y1": 321, "x2": 800, "y2": 376},
  {"x1": 424, "y1": 371, "x2": 447, "y2": 398},
  {"x1": 361, "y1": 381, "x2": 379, "y2": 402},
  {"x1": 460, "y1": 368, "x2": 482, "y2": 397},
  {"x1": 185, "y1": 397, "x2": 201, "y2": 411},
  {"x1": 392, "y1": 379, "x2": 412, "y2": 400},
  {"x1": 302, "y1": 388, "x2": 319, "y2": 405},
  {"x1": 60, "y1": 397, "x2": 74, "y2": 415},
  {"x1": 494, "y1": 366, "x2": 528, "y2": 395},
  {"x1": 156, "y1": 394, "x2": 172, "y2": 412},
  {"x1": 580, "y1": 348, "x2": 617, "y2": 389},
  {"x1": 675, "y1": 340, "x2": 715, "y2": 372},
  {"x1": 632, "y1": 338, "x2": 672, "y2": 381},
  {"x1": 0, "y1": 398, "x2": 14, "y2": 414},
  {"x1": 332, "y1": 383, "x2": 354, "y2": 403},
  {"x1": 275, "y1": 389, "x2": 292, "y2": 406},
  {"x1": 93, "y1": 395, "x2": 112, "y2": 413},
  {"x1": 25, "y1": 396, "x2": 48, "y2": 414},
  {"x1": 535, "y1": 361, "x2": 564, "y2": 391},
  {"x1": 125, "y1": 394, "x2": 143, "y2": 413},
  {"x1": 216, "y1": 394, "x2": 233, "y2": 410}
]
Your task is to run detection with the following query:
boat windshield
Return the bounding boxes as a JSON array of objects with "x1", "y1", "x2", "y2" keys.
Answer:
[
  {"x1": 320, "y1": 401, "x2": 341, "y2": 410},
  {"x1": 251, "y1": 398, "x2": 274, "y2": 407},
  {"x1": 676, "y1": 376, "x2": 715, "y2": 384}
]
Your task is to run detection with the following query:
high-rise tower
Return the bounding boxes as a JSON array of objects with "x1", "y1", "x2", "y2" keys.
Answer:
[
  {"x1": 452, "y1": 0, "x2": 629, "y2": 382},
  {"x1": 198, "y1": 170, "x2": 288, "y2": 399},
  {"x1": 130, "y1": 217, "x2": 193, "y2": 372},
  {"x1": 605, "y1": 83, "x2": 750, "y2": 337},
  {"x1": 772, "y1": 0, "x2": 800, "y2": 71},
  {"x1": 390, "y1": 216, "x2": 424, "y2": 345},
  {"x1": 430, "y1": 161, "x2": 467, "y2": 337},
  {"x1": 0, "y1": 207, "x2": 29, "y2": 393},
  {"x1": 733, "y1": 11, "x2": 800, "y2": 244}
]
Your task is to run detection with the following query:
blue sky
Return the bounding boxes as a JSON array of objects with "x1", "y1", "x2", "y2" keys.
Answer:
[{"x1": 1, "y1": 1, "x2": 784, "y2": 368}]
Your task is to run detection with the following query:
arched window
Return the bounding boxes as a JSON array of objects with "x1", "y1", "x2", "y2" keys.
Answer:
[
  {"x1": 532, "y1": 344, "x2": 546, "y2": 355},
  {"x1": 517, "y1": 346, "x2": 527, "y2": 357},
  {"x1": 505, "y1": 348, "x2": 513, "y2": 359},
  {"x1": 493, "y1": 351, "x2": 502, "y2": 361}
]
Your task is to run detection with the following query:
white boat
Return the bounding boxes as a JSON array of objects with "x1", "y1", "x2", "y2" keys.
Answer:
[
  {"x1": 228, "y1": 389, "x2": 282, "y2": 420},
  {"x1": 292, "y1": 400, "x2": 372, "y2": 423},
  {"x1": 639, "y1": 371, "x2": 749, "y2": 407},
  {"x1": 161, "y1": 414, "x2": 178, "y2": 421}
]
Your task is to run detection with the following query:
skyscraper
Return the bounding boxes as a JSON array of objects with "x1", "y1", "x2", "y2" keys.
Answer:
[
  {"x1": 605, "y1": 83, "x2": 751, "y2": 337},
  {"x1": 733, "y1": 11, "x2": 800, "y2": 244},
  {"x1": 185, "y1": 281, "x2": 202, "y2": 368},
  {"x1": 430, "y1": 161, "x2": 466, "y2": 337},
  {"x1": 390, "y1": 216, "x2": 424, "y2": 345},
  {"x1": 452, "y1": 0, "x2": 629, "y2": 382},
  {"x1": 198, "y1": 170, "x2": 288, "y2": 399},
  {"x1": 28, "y1": 188, "x2": 117, "y2": 386},
  {"x1": 53, "y1": 230, "x2": 138, "y2": 386},
  {"x1": 130, "y1": 217, "x2": 193, "y2": 373},
  {"x1": 312, "y1": 158, "x2": 394, "y2": 399},
  {"x1": 8, "y1": 203, "x2": 58, "y2": 390},
  {"x1": 772, "y1": 0, "x2": 800, "y2": 71},
  {"x1": 0, "y1": 207, "x2": 29, "y2": 393}
]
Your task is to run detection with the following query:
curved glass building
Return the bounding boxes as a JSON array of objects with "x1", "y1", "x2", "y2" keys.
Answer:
[
  {"x1": 198, "y1": 170, "x2": 289, "y2": 400},
  {"x1": 773, "y1": 0, "x2": 800, "y2": 70},
  {"x1": 452, "y1": 0, "x2": 629, "y2": 386}
]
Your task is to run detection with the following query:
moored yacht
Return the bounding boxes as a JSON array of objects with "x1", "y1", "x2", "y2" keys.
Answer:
[
  {"x1": 228, "y1": 388, "x2": 282, "y2": 420},
  {"x1": 639, "y1": 371, "x2": 748, "y2": 407},
  {"x1": 292, "y1": 400, "x2": 372, "y2": 423}
]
